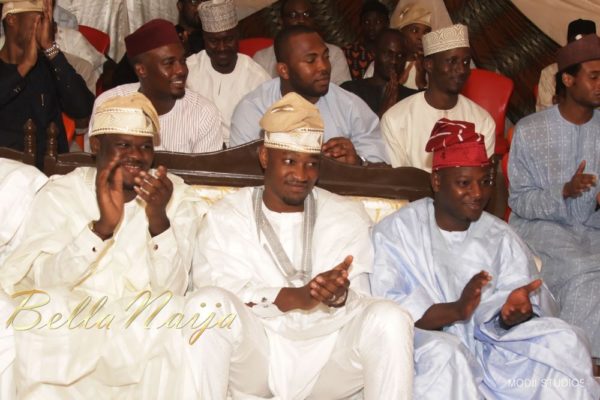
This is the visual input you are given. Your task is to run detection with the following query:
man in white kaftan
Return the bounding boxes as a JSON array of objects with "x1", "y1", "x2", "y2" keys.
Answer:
[
  {"x1": 253, "y1": 0, "x2": 350, "y2": 85},
  {"x1": 380, "y1": 24, "x2": 495, "y2": 172},
  {"x1": 509, "y1": 34, "x2": 600, "y2": 361},
  {"x1": 189, "y1": 92, "x2": 414, "y2": 400},
  {"x1": 371, "y1": 118, "x2": 600, "y2": 399},
  {"x1": 0, "y1": 93, "x2": 208, "y2": 398},
  {"x1": 186, "y1": 0, "x2": 270, "y2": 146}
]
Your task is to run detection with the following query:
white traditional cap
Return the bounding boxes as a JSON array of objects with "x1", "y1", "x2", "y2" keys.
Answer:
[
  {"x1": 391, "y1": 3, "x2": 432, "y2": 30},
  {"x1": 422, "y1": 24, "x2": 469, "y2": 57},
  {"x1": 1, "y1": 0, "x2": 43, "y2": 20},
  {"x1": 260, "y1": 92, "x2": 324, "y2": 154},
  {"x1": 198, "y1": 0, "x2": 238, "y2": 33},
  {"x1": 90, "y1": 93, "x2": 160, "y2": 145}
]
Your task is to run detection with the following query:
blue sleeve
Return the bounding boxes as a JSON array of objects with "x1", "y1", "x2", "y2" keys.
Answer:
[{"x1": 229, "y1": 97, "x2": 264, "y2": 147}]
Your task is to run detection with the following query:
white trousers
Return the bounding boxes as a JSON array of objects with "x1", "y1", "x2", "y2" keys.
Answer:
[{"x1": 183, "y1": 287, "x2": 414, "y2": 400}]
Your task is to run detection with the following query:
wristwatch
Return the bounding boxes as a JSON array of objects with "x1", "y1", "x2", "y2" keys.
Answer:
[{"x1": 43, "y1": 42, "x2": 60, "y2": 59}]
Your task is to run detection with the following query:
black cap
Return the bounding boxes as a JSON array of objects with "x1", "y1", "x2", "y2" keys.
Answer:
[{"x1": 567, "y1": 19, "x2": 596, "y2": 42}]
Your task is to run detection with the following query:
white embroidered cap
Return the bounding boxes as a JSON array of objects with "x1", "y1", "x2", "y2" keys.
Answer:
[
  {"x1": 391, "y1": 3, "x2": 432, "y2": 30},
  {"x1": 422, "y1": 24, "x2": 469, "y2": 57},
  {"x1": 198, "y1": 0, "x2": 238, "y2": 33},
  {"x1": 261, "y1": 92, "x2": 324, "y2": 154},
  {"x1": 1, "y1": 0, "x2": 43, "y2": 20},
  {"x1": 90, "y1": 93, "x2": 160, "y2": 145}
]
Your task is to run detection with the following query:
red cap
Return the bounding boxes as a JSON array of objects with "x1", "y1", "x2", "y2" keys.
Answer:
[
  {"x1": 425, "y1": 118, "x2": 489, "y2": 170},
  {"x1": 125, "y1": 19, "x2": 181, "y2": 58}
]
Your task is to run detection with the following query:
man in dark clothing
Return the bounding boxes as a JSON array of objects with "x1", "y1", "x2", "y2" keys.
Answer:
[
  {"x1": 0, "y1": 0, "x2": 93, "y2": 166},
  {"x1": 342, "y1": 29, "x2": 418, "y2": 117}
]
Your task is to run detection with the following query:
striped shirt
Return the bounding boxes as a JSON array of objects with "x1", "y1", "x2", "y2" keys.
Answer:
[{"x1": 86, "y1": 83, "x2": 223, "y2": 153}]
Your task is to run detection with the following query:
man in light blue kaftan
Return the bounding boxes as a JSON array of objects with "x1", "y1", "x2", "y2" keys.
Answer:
[
  {"x1": 508, "y1": 34, "x2": 600, "y2": 360},
  {"x1": 371, "y1": 118, "x2": 600, "y2": 399}
]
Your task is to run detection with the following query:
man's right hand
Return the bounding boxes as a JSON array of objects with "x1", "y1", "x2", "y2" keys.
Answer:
[
  {"x1": 453, "y1": 270, "x2": 491, "y2": 321},
  {"x1": 92, "y1": 156, "x2": 125, "y2": 240},
  {"x1": 17, "y1": 15, "x2": 40, "y2": 77},
  {"x1": 563, "y1": 160, "x2": 597, "y2": 199}
]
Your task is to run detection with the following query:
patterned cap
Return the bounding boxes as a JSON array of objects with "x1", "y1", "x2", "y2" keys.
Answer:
[
  {"x1": 1, "y1": 0, "x2": 43, "y2": 20},
  {"x1": 391, "y1": 3, "x2": 431, "y2": 30},
  {"x1": 199, "y1": 0, "x2": 238, "y2": 33},
  {"x1": 557, "y1": 34, "x2": 600, "y2": 72},
  {"x1": 260, "y1": 92, "x2": 324, "y2": 154},
  {"x1": 422, "y1": 24, "x2": 469, "y2": 57},
  {"x1": 91, "y1": 93, "x2": 160, "y2": 145},
  {"x1": 425, "y1": 118, "x2": 489, "y2": 170}
]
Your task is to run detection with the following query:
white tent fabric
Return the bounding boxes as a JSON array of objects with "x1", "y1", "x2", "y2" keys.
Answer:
[{"x1": 512, "y1": 0, "x2": 600, "y2": 45}]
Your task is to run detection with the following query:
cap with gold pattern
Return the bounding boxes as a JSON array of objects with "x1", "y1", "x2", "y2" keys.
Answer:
[
  {"x1": 391, "y1": 3, "x2": 431, "y2": 30},
  {"x1": 198, "y1": 0, "x2": 238, "y2": 33},
  {"x1": 260, "y1": 92, "x2": 324, "y2": 154},
  {"x1": 1, "y1": 0, "x2": 43, "y2": 20},
  {"x1": 422, "y1": 24, "x2": 469, "y2": 57},
  {"x1": 90, "y1": 93, "x2": 160, "y2": 145}
]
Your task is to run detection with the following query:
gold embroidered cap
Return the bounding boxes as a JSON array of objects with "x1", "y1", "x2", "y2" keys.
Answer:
[
  {"x1": 260, "y1": 92, "x2": 324, "y2": 154},
  {"x1": 198, "y1": 0, "x2": 238, "y2": 33},
  {"x1": 90, "y1": 93, "x2": 160, "y2": 145},
  {"x1": 423, "y1": 24, "x2": 469, "y2": 57},
  {"x1": 391, "y1": 3, "x2": 431, "y2": 30},
  {"x1": 1, "y1": 0, "x2": 43, "y2": 20}
]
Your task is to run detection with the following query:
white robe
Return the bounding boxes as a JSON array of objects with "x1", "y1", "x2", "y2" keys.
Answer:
[
  {"x1": 186, "y1": 50, "x2": 270, "y2": 146},
  {"x1": 253, "y1": 43, "x2": 351, "y2": 85},
  {"x1": 380, "y1": 92, "x2": 496, "y2": 172},
  {"x1": 191, "y1": 186, "x2": 414, "y2": 400},
  {"x1": 0, "y1": 166, "x2": 208, "y2": 397}
]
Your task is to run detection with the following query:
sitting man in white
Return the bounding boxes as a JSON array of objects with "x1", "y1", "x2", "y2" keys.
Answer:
[
  {"x1": 380, "y1": 24, "x2": 495, "y2": 172},
  {"x1": 230, "y1": 25, "x2": 389, "y2": 166},
  {"x1": 0, "y1": 93, "x2": 209, "y2": 398},
  {"x1": 371, "y1": 118, "x2": 600, "y2": 399},
  {"x1": 186, "y1": 0, "x2": 270, "y2": 146},
  {"x1": 253, "y1": 0, "x2": 350, "y2": 85},
  {"x1": 190, "y1": 92, "x2": 414, "y2": 399},
  {"x1": 86, "y1": 19, "x2": 222, "y2": 153}
]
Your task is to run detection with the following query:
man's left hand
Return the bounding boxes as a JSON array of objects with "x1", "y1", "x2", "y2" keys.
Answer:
[
  {"x1": 38, "y1": 0, "x2": 55, "y2": 50},
  {"x1": 321, "y1": 137, "x2": 360, "y2": 165},
  {"x1": 134, "y1": 166, "x2": 173, "y2": 237},
  {"x1": 500, "y1": 279, "x2": 542, "y2": 328}
]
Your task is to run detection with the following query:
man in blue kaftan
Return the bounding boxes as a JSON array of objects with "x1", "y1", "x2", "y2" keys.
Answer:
[
  {"x1": 371, "y1": 118, "x2": 600, "y2": 399},
  {"x1": 508, "y1": 34, "x2": 600, "y2": 361}
]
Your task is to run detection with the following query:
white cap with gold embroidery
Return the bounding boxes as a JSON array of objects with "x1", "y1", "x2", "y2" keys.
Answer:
[
  {"x1": 391, "y1": 3, "x2": 432, "y2": 30},
  {"x1": 198, "y1": 0, "x2": 238, "y2": 33},
  {"x1": 422, "y1": 24, "x2": 469, "y2": 57},
  {"x1": 90, "y1": 93, "x2": 160, "y2": 145},
  {"x1": 260, "y1": 92, "x2": 324, "y2": 154},
  {"x1": 0, "y1": 0, "x2": 43, "y2": 20}
]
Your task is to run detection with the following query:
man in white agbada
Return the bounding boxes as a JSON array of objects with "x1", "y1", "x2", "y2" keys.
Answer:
[
  {"x1": 380, "y1": 24, "x2": 495, "y2": 172},
  {"x1": 253, "y1": 0, "x2": 351, "y2": 85},
  {"x1": 0, "y1": 158, "x2": 47, "y2": 266},
  {"x1": 0, "y1": 93, "x2": 209, "y2": 398},
  {"x1": 186, "y1": 0, "x2": 270, "y2": 146},
  {"x1": 190, "y1": 92, "x2": 414, "y2": 399},
  {"x1": 371, "y1": 118, "x2": 600, "y2": 399}
]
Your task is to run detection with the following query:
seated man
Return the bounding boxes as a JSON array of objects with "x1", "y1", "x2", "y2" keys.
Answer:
[
  {"x1": 175, "y1": 0, "x2": 205, "y2": 56},
  {"x1": 509, "y1": 34, "x2": 600, "y2": 365},
  {"x1": 536, "y1": 19, "x2": 596, "y2": 111},
  {"x1": 0, "y1": 93, "x2": 210, "y2": 397},
  {"x1": 381, "y1": 24, "x2": 495, "y2": 172},
  {"x1": 87, "y1": 19, "x2": 223, "y2": 153},
  {"x1": 363, "y1": 3, "x2": 432, "y2": 90},
  {"x1": 0, "y1": 0, "x2": 94, "y2": 166},
  {"x1": 190, "y1": 92, "x2": 413, "y2": 399},
  {"x1": 341, "y1": 28, "x2": 419, "y2": 117},
  {"x1": 371, "y1": 118, "x2": 600, "y2": 399},
  {"x1": 0, "y1": 158, "x2": 47, "y2": 265},
  {"x1": 186, "y1": 0, "x2": 270, "y2": 146},
  {"x1": 230, "y1": 25, "x2": 389, "y2": 166},
  {"x1": 253, "y1": 0, "x2": 351, "y2": 85},
  {"x1": 342, "y1": 0, "x2": 389, "y2": 80}
]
